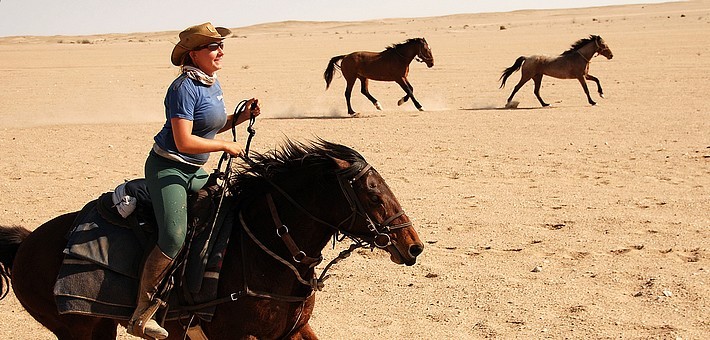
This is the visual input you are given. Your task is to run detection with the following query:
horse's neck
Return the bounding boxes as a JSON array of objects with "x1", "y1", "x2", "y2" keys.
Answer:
[{"x1": 392, "y1": 45, "x2": 416, "y2": 61}]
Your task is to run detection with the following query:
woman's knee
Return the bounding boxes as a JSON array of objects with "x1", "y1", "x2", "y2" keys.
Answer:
[{"x1": 158, "y1": 229, "x2": 186, "y2": 258}]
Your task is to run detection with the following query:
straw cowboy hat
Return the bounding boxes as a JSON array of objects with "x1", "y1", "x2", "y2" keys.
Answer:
[{"x1": 171, "y1": 22, "x2": 232, "y2": 66}]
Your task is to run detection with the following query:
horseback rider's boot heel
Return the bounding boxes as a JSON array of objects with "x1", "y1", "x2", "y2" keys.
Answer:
[{"x1": 127, "y1": 246, "x2": 174, "y2": 339}]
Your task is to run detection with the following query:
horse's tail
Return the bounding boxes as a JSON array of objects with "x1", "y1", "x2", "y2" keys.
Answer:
[
  {"x1": 324, "y1": 55, "x2": 345, "y2": 90},
  {"x1": 0, "y1": 225, "x2": 30, "y2": 299},
  {"x1": 499, "y1": 56, "x2": 526, "y2": 88}
]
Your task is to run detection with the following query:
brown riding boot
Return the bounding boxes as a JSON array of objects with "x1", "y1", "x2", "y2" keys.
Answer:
[{"x1": 127, "y1": 247, "x2": 174, "y2": 339}]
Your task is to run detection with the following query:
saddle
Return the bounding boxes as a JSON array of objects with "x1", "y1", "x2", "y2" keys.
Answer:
[
  {"x1": 95, "y1": 177, "x2": 217, "y2": 245},
  {"x1": 53, "y1": 172, "x2": 235, "y2": 322}
]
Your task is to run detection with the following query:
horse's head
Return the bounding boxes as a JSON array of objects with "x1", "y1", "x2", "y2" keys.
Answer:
[
  {"x1": 330, "y1": 158, "x2": 424, "y2": 266},
  {"x1": 236, "y1": 140, "x2": 424, "y2": 267},
  {"x1": 594, "y1": 35, "x2": 613, "y2": 60},
  {"x1": 415, "y1": 38, "x2": 434, "y2": 68}
]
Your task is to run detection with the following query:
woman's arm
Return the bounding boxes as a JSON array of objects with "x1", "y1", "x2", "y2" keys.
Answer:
[{"x1": 172, "y1": 118, "x2": 242, "y2": 156}]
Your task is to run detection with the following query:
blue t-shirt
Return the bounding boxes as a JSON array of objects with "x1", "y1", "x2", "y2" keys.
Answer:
[{"x1": 153, "y1": 75, "x2": 228, "y2": 165}]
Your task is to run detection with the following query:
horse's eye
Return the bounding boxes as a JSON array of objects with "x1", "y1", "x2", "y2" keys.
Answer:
[{"x1": 369, "y1": 194, "x2": 382, "y2": 204}]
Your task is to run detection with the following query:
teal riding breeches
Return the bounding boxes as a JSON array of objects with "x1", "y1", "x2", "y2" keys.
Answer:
[{"x1": 144, "y1": 151, "x2": 209, "y2": 258}]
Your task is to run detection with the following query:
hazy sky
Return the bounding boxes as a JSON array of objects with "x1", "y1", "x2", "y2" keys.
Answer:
[{"x1": 0, "y1": 0, "x2": 672, "y2": 37}]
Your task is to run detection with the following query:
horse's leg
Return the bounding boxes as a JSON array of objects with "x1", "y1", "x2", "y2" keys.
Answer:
[
  {"x1": 19, "y1": 304, "x2": 116, "y2": 340},
  {"x1": 577, "y1": 76, "x2": 596, "y2": 105},
  {"x1": 397, "y1": 81, "x2": 413, "y2": 106},
  {"x1": 89, "y1": 318, "x2": 119, "y2": 340},
  {"x1": 344, "y1": 77, "x2": 357, "y2": 115},
  {"x1": 359, "y1": 77, "x2": 382, "y2": 110},
  {"x1": 507, "y1": 74, "x2": 531, "y2": 105},
  {"x1": 532, "y1": 74, "x2": 549, "y2": 107},
  {"x1": 395, "y1": 78, "x2": 423, "y2": 111},
  {"x1": 585, "y1": 74, "x2": 604, "y2": 98},
  {"x1": 59, "y1": 315, "x2": 117, "y2": 340}
]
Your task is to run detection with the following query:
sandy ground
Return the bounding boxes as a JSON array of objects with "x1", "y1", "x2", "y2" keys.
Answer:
[{"x1": 1, "y1": 0, "x2": 708, "y2": 339}]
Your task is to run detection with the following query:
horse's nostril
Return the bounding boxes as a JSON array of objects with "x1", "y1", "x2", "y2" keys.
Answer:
[{"x1": 409, "y1": 244, "x2": 424, "y2": 257}]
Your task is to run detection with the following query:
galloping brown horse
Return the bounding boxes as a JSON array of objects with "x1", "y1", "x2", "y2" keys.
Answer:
[
  {"x1": 324, "y1": 38, "x2": 434, "y2": 115},
  {"x1": 0, "y1": 140, "x2": 424, "y2": 339},
  {"x1": 499, "y1": 35, "x2": 613, "y2": 107}
]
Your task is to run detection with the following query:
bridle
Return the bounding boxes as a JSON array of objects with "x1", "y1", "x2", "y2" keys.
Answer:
[{"x1": 238, "y1": 160, "x2": 412, "y2": 295}]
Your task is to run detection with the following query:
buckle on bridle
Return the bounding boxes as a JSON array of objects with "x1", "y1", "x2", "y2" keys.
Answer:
[
  {"x1": 276, "y1": 225, "x2": 289, "y2": 237},
  {"x1": 293, "y1": 251, "x2": 307, "y2": 263}
]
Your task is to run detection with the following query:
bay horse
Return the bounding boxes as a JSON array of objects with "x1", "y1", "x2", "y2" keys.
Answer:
[
  {"x1": 324, "y1": 38, "x2": 434, "y2": 116},
  {"x1": 499, "y1": 35, "x2": 613, "y2": 107},
  {"x1": 0, "y1": 140, "x2": 424, "y2": 339}
]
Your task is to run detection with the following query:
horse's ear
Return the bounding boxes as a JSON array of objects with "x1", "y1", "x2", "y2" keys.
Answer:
[{"x1": 331, "y1": 157, "x2": 351, "y2": 170}]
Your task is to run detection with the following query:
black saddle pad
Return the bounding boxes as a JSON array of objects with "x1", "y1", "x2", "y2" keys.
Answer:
[{"x1": 54, "y1": 191, "x2": 234, "y2": 322}]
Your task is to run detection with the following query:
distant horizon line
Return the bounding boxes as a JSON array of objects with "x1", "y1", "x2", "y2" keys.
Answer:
[{"x1": 0, "y1": 0, "x2": 681, "y2": 38}]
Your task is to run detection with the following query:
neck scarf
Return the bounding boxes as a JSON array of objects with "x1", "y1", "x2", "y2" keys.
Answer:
[{"x1": 182, "y1": 65, "x2": 216, "y2": 86}]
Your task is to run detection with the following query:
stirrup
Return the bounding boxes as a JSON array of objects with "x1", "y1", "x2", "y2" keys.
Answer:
[{"x1": 128, "y1": 299, "x2": 168, "y2": 339}]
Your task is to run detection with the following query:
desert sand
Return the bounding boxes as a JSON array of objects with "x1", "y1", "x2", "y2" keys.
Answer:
[{"x1": 0, "y1": 0, "x2": 708, "y2": 339}]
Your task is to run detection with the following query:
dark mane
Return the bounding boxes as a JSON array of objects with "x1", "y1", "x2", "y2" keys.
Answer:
[
  {"x1": 561, "y1": 35, "x2": 599, "y2": 56},
  {"x1": 384, "y1": 38, "x2": 424, "y2": 52},
  {"x1": 230, "y1": 139, "x2": 366, "y2": 197}
]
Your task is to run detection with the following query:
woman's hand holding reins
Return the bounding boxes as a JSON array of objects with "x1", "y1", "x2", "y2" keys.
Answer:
[
  {"x1": 222, "y1": 141, "x2": 243, "y2": 157},
  {"x1": 245, "y1": 98, "x2": 261, "y2": 118}
]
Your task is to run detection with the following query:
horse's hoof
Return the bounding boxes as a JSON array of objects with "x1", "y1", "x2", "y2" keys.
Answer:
[
  {"x1": 374, "y1": 102, "x2": 383, "y2": 110},
  {"x1": 542, "y1": 103, "x2": 550, "y2": 107},
  {"x1": 599, "y1": 93, "x2": 605, "y2": 98},
  {"x1": 417, "y1": 107, "x2": 425, "y2": 111},
  {"x1": 505, "y1": 101, "x2": 519, "y2": 109},
  {"x1": 348, "y1": 112, "x2": 360, "y2": 118},
  {"x1": 590, "y1": 101, "x2": 597, "y2": 106},
  {"x1": 397, "y1": 98, "x2": 405, "y2": 106}
]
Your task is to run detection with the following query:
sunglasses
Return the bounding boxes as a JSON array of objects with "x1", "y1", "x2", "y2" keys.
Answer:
[{"x1": 196, "y1": 42, "x2": 224, "y2": 51}]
